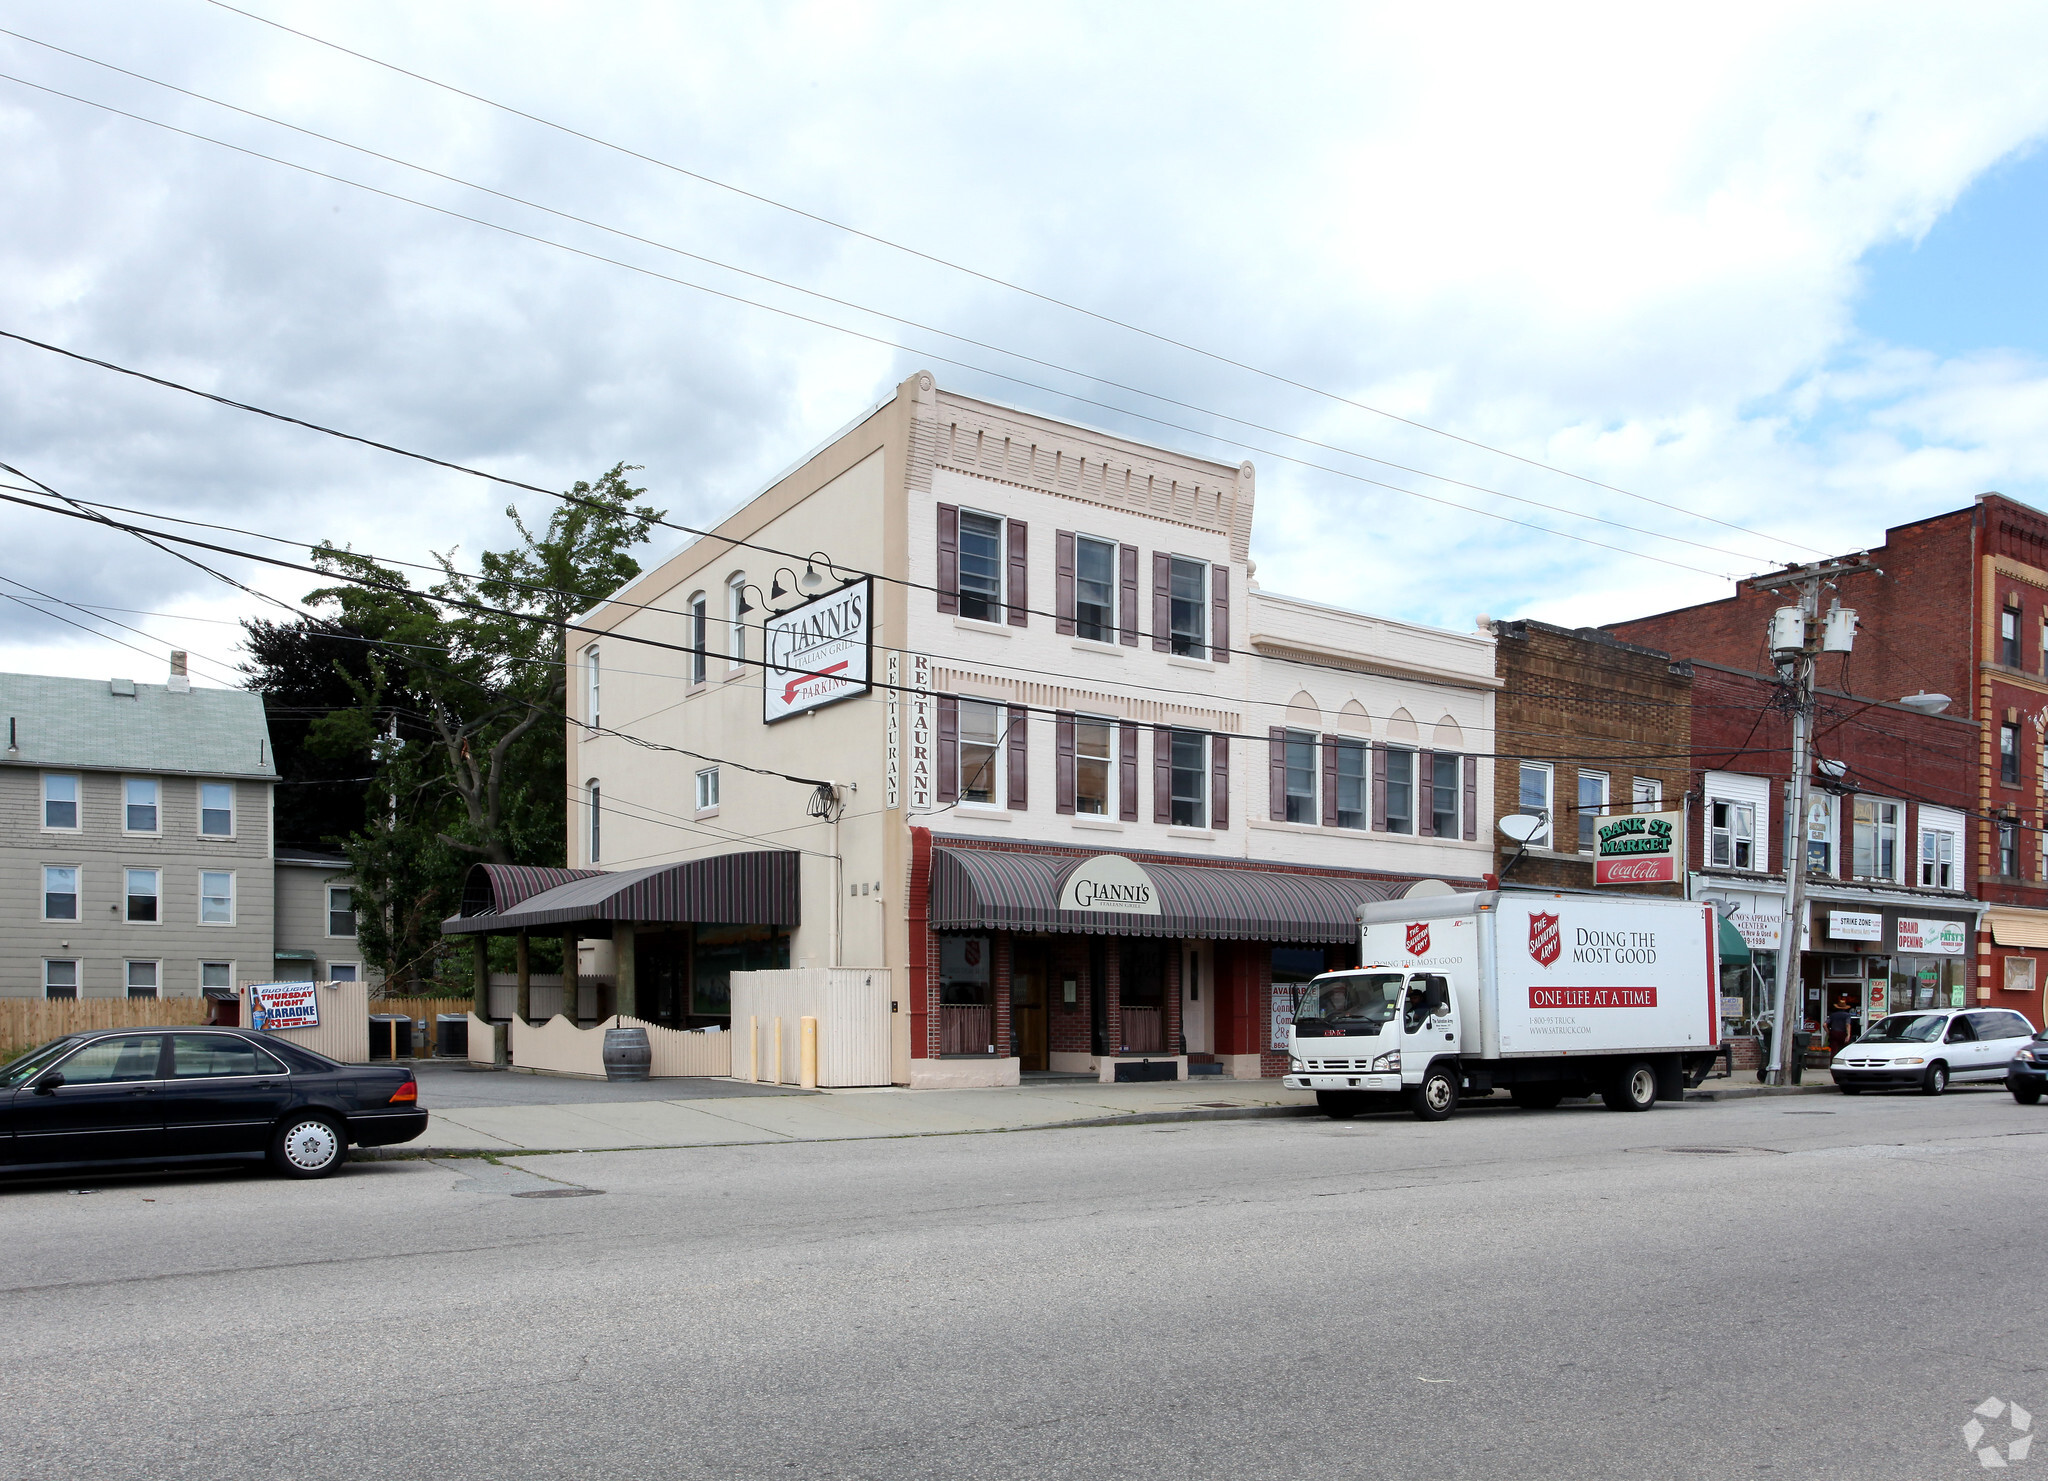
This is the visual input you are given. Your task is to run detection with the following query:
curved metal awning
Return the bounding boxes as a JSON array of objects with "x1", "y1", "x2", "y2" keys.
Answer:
[
  {"x1": 443, "y1": 851, "x2": 800, "y2": 935},
  {"x1": 460, "y1": 864, "x2": 606, "y2": 918},
  {"x1": 929, "y1": 846, "x2": 1414, "y2": 943}
]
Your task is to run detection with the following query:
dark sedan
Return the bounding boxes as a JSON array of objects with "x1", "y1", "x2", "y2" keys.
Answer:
[
  {"x1": 0, "y1": 1027, "x2": 425, "y2": 1178},
  {"x1": 2011, "y1": 1032, "x2": 2048, "y2": 1104}
]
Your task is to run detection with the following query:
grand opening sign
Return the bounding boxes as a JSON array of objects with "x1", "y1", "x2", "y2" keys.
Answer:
[
  {"x1": 763, "y1": 578, "x2": 872, "y2": 723},
  {"x1": 1593, "y1": 809, "x2": 1684, "y2": 886}
]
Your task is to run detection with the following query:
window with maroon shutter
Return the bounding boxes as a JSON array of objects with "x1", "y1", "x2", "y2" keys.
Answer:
[
  {"x1": 1119, "y1": 725, "x2": 1139, "y2": 820},
  {"x1": 1211, "y1": 733, "x2": 1230, "y2": 829},
  {"x1": 1417, "y1": 749, "x2": 1436, "y2": 837},
  {"x1": 1055, "y1": 531, "x2": 1077, "y2": 636},
  {"x1": 937, "y1": 694, "x2": 960, "y2": 802},
  {"x1": 1268, "y1": 728, "x2": 1286, "y2": 820},
  {"x1": 1154, "y1": 725, "x2": 1174, "y2": 823},
  {"x1": 1372, "y1": 746, "x2": 1388, "y2": 830},
  {"x1": 936, "y1": 504, "x2": 959, "y2": 614},
  {"x1": 1321, "y1": 734, "x2": 1339, "y2": 828},
  {"x1": 1152, "y1": 552, "x2": 1172, "y2": 652},
  {"x1": 1056, "y1": 711, "x2": 1077, "y2": 814},
  {"x1": 1006, "y1": 520, "x2": 1029, "y2": 628},
  {"x1": 1007, "y1": 704, "x2": 1029, "y2": 808},
  {"x1": 1119, "y1": 544, "x2": 1139, "y2": 647},
  {"x1": 1462, "y1": 756, "x2": 1478, "y2": 841},
  {"x1": 1211, "y1": 564, "x2": 1230, "y2": 662}
]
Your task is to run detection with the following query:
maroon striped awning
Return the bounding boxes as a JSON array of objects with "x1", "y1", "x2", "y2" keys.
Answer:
[
  {"x1": 443, "y1": 851, "x2": 800, "y2": 935},
  {"x1": 461, "y1": 864, "x2": 605, "y2": 918},
  {"x1": 928, "y1": 846, "x2": 1411, "y2": 943}
]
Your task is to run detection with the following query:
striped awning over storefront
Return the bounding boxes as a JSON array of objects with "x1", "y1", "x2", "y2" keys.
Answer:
[
  {"x1": 928, "y1": 845, "x2": 1409, "y2": 942},
  {"x1": 443, "y1": 851, "x2": 801, "y2": 935}
]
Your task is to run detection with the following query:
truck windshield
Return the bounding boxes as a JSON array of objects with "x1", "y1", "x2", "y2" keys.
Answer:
[
  {"x1": 1291, "y1": 973, "x2": 1404, "y2": 1036},
  {"x1": 1857, "y1": 1014, "x2": 1947, "y2": 1043}
]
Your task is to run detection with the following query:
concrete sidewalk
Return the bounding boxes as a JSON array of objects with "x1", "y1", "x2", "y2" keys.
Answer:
[{"x1": 394, "y1": 1075, "x2": 1318, "y2": 1156}]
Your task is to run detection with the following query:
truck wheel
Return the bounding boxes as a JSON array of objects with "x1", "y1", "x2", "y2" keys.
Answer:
[
  {"x1": 1410, "y1": 1063, "x2": 1458, "y2": 1122},
  {"x1": 1510, "y1": 1086, "x2": 1563, "y2": 1109},
  {"x1": 1316, "y1": 1092, "x2": 1359, "y2": 1120},
  {"x1": 1921, "y1": 1062, "x2": 1948, "y2": 1096},
  {"x1": 2012, "y1": 1081, "x2": 2041, "y2": 1105},
  {"x1": 1601, "y1": 1061, "x2": 1658, "y2": 1112}
]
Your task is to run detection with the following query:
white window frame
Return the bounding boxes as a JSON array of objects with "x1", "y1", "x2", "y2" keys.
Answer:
[
  {"x1": 42, "y1": 864, "x2": 79, "y2": 922},
  {"x1": 585, "y1": 646, "x2": 601, "y2": 730},
  {"x1": 1577, "y1": 770, "x2": 1610, "y2": 854},
  {"x1": 1282, "y1": 728, "x2": 1317, "y2": 825},
  {"x1": 586, "y1": 780, "x2": 601, "y2": 864},
  {"x1": 42, "y1": 772, "x2": 79, "y2": 832},
  {"x1": 1335, "y1": 738, "x2": 1370, "y2": 831},
  {"x1": 1803, "y1": 793, "x2": 1837, "y2": 876},
  {"x1": 325, "y1": 962, "x2": 361, "y2": 983},
  {"x1": 1517, "y1": 762, "x2": 1553, "y2": 847},
  {"x1": 326, "y1": 884, "x2": 358, "y2": 939},
  {"x1": 1073, "y1": 534, "x2": 1118, "y2": 644},
  {"x1": 1074, "y1": 713, "x2": 1115, "y2": 817},
  {"x1": 1709, "y1": 798, "x2": 1756, "y2": 870},
  {"x1": 1167, "y1": 555, "x2": 1208, "y2": 656},
  {"x1": 199, "y1": 869, "x2": 235, "y2": 926},
  {"x1": 199, "y1": 961, "x2": 235, "y2": 993},
  {"x1": 124, "y1": 776, "x2": 160, "y2": 835},
  {"x1": 125, "y1": 867, "x2": 162, "y2": 925},
  {"x1": 957, "y1": 699, "x2": 1007, "y2": 808},
  {"x1": 1429, "y1": 751, "x2": 1462, "y2": 839},
  {"x1": 125, "y1": 959, "x2": 160, "y2": 1000},
  {"x1": 1631, "y1": 777, "x2": 1662, "y2": 812},
  {"x1": 1918, "y1": 805, "x2": 1964, "y2": 890},
  {"x1": 1850, "y1": 796, "x2": 1903, "y2": 883},
  {"x1": 689, "y1": 592, "x2": 709, "y2": 685},
  {"x1": 1169, "y1": 727, "x2": 1209, "y2": 829},
  {"x1": 43, "y1": 958, "x2": 79, "y2": 1000},
  {"x1": 199, "y1": 781, "x2": 235, "y2": 838},
  {"x1": 695, "y1": 767, "x2": 720, "y2": 813},
  {"x1": 727, "y1": 574, "x2": 749, "y2": 670},
  {"x1": 956, "y1": 509, "x2": 1007, "y2": 623},
  {"x1": 1384, "y1": 746, "x2": 1417, "y2": 836}
]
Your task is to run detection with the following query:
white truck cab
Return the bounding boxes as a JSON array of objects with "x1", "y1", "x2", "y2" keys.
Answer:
[{"x1": 1284, "y1": 967, "x2": 1465, "y2": 1118}]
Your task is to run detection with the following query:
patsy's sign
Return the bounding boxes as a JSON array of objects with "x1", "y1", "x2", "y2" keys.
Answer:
[{"x1": 1593, "y1": 809, "x2": 1684, "y2": 886}]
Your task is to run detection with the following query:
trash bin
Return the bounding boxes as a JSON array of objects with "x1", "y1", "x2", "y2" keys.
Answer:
[
  {"x1": 1791, "y1": 1031, "x2": 1813, "y2": 1085},
  {"x1": 368, "y1": 1013, "x2": 412, "y2": 1060},
  {"x1": 436, "y1": 1014, "x2": 468, "y2": 1058}
]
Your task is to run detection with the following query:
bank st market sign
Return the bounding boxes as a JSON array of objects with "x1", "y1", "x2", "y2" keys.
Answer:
[
  {"x1": 1593, "y1": 809, "x2": 1684, "y2": 886},
  {"x1": 763, "y1": 578, "x2": 873, "y2": 724},
  {"x1": 1056, "y1": 855, "x2": 1162, "y2": 916}
]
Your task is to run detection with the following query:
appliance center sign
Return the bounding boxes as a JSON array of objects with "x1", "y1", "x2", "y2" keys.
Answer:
[
  {"x1": 1057, "y1": 855, "x2": 1161, "y2": 915},
  {"x1": 763, "y1": 578, "x2": 872, "y2": 723},
  {"x1": 1593, "y1": 809, "x2": 1684, "y2": 886},
  {"x1": 248, "y1": 981, "x2": 320, "y2": 1031}
]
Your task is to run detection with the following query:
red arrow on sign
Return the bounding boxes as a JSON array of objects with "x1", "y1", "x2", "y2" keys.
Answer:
[{"x1": 782, "y1": 660, "x2": 849, "y2": 705}]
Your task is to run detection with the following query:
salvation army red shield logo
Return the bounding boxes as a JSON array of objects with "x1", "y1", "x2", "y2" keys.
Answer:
[
  {"x1": 1528, "y1": 912, "x2": 1561, "y2": 968},
  {"x1": 1406, "y1": 922, "x2": 1430, "y2": 956}
]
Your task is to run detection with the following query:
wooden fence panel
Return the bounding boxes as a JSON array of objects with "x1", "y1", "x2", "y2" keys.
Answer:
[{"x1": 0, "y1": 998, "x2": 211, "y2": 1058}]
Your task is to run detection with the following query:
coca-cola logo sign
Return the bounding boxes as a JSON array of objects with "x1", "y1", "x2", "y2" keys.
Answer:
[
  {"x1": 1593, "y1": 808, "x2": 1684, "y2": 886},
  {"x1": 1528, "y1": 912, "x2": 1561, "y2": 968}
]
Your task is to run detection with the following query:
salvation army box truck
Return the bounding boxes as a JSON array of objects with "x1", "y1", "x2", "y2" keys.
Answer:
[{"x1": 1282, "y1": 890, "x2": 1722, "y2": 1120}]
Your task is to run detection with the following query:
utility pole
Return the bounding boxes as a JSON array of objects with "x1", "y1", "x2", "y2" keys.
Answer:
[{"x1": 1753, "y1": 559, "x2": 1871, "y2": 1087}]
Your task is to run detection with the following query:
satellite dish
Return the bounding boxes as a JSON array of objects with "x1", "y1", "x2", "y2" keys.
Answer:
[
  {"x1": 1498, "y1": 813, "x2": 1543, "y2": 844},
  {"x1": 1404, "y1": 878, "x2": 1456, "y2": 899}
]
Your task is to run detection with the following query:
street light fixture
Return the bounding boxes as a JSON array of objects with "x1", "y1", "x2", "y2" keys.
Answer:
[{"x1": 1898, "y1": 692, "x2": 1951, "y2": 715}]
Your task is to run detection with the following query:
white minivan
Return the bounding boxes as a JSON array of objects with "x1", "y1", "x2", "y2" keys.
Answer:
[{"x1": 1829, "y1": 1008, "x2": 2037, "y2": 1095}]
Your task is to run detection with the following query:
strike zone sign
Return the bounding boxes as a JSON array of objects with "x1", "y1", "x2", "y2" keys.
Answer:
[{"x1": 763, "y1": 578, "x2": 873, "y2": 723}]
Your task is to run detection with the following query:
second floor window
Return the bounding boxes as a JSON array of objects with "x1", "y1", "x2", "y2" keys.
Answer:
[
  {"x1": 1168, "y1": 557, "x2": 1207, "y2": 656},
  {"x1": 126, "y1": 868, "x2": 160, "y2": 924},
  {"x1": 1336, "y1": 740, "x2": 1369, "y2": 830},
  {"x1": 1920, "y1": 828, "x2": 1956, "y2": 889},
  {"x1": 1170, "y1": 729, "x2": 1207, "y2": 828},
  {"x1": 43, "y1": 866, "x2": 78, "y2": 921},
  {"x1": 328, "y1": 885, "x2": 357, "y2": 938},
  {"x1": 587, "y1": 782, "x2": 601, "y2": 862},
  {"x1": 728, "y1": 576, "x2": 748, "y2": 667},
  {"x1": 1075, "y1": 716, "x2": 1113, "y2": 816},
  {"x1": 1519, "y1": 763, "x2": 1553, "y2": 847},
  {"x1": 1283, "y1": 730, "x2": 1316, "y2": 824},
  {"x1": 690, "y1": 594, "x2": 708, "y2": 684},
  {"x1": 200, "y1": 871, "x2": 234, "y2": 925},
  {"x1": 1432, "y1": 753, "x2": 1461, "y2": 838},
  {"x1": 2004, "y1": 607, "x2": 2022, "y2": 667},
  {"x1": 1632, "y1": 777, "x2": 1663, "y2": 812},
  {"x1": 1578, "y1": 770, "x2": 1610, "y2": 852},
  {"x1": 2003, "y1": 723, "x2": 2021, "y2": 785},
  {"x1": 200, "y1": 782, "x2": 233, "y2": 837},
  {"x1": 695, "y1": 767, "x2": 720, "y2": 811},
  {"x1": 1852, "y1": 798, "x2": 1901, "y2": 881},
  {"x1": 1710, "y1": 799, "x2": 1754, "y2": 869},
  {"x1": 958, "y1": 512, "x2": 1004, "y2": 622},
  {"x1": 43, "y1": 773, "x2": 77, "y2": 830},
  {"x1": 960, "y1": 700, "x2": 1003, "y2": 805},
  {"x1": 125, "y1": 777, "x2": 158, "y2": 833},
  {"x1": 586, "y1": 646, "x2": 600, "y2": 728},
  {"x1": 2001, "y1": 820, "x2": 2021, "y2": 878},
  {"x1": 1075, "y1": 537, "x2": 1116, "y2": 642},
  {"x1": 1384, "y1": 748, "x2": 1415, "y2": 834}
]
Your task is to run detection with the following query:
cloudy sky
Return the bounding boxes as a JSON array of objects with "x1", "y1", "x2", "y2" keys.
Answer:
[{"x1": 3, "y1": 0, "x2": 2047, "y2": 686}]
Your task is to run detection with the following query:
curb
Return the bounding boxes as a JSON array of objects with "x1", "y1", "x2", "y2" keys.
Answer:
[{"x1": 1683, "y1": 1082, "x2": 1842, "y2": 1101}]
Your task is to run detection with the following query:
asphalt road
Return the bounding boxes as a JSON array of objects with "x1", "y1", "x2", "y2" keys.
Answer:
[{"x1": 1, "y1": 1086, "x2": 2040, "y2": 1480}]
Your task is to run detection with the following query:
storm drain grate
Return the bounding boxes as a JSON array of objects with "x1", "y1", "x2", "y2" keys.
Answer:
[
  {"x1": 1641, "y1": 1146, "x2": 1786, "y2": 1157},
  {"x1": 511, "y1": 1188, "x2": 605, "y2": 1198}
]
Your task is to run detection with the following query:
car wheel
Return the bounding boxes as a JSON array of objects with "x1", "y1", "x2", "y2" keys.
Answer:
[
  {"x1": 269, "y1": 1113, "x2": 347, "y2": 1179},
  {"x1": 1510, "y1": 1085, "x2": 1564, "y2": 1110},
  {"x1": 1316, "y1": 1091, "x2": 1359, "y2": 1120},
  {"x1": 1921, "y1": 1062, "x2": 1948, "y2": 1097},
  {"x1": 2013, "y1": 1082, "x2": 2042, "y2": 1106},
  {"x1": 1838, "y1": 1085, "x2": 1862, "y2": 1096},
  {"x1": 1601, "y1": 1061, "x2": 1659, "y2": 1113},
  {"x1": 1410, "y1": 1063, "x2": 1459, "y2": 1122}
]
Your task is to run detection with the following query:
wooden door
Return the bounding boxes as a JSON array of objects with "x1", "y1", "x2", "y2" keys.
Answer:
[{"x1": 1013, "y1": 941, "x2": 1050, "y2": 1072}]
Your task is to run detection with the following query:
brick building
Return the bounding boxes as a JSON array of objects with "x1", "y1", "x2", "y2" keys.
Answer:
[
  {"x1": 1487, "y1": 620, "x2": 1692, "y2": 894},
  {"x1": 1607, "y1": 495, "x2": 2036, "y2": 1025}
]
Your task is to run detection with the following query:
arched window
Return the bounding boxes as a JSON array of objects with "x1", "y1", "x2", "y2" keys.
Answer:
[
  {"x1": 585, "y1": 646, "x2": 600, "y2": 729},
  {"x1": 689, "y1": 592, "x2": 708, "y2": 684},
  {"x1": 727, "y1": 573, "x2": 748, "y2": 668},
  {"x1": 586, "y1": 779, "x2": 602, "y2": 863}
]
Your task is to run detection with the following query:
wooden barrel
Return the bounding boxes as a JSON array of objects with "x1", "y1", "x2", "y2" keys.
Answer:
[{"x1": 602, "y1": 1025, "x2": 652, "y2": 1081}]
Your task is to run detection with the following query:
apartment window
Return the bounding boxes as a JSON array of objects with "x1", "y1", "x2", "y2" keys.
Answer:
[
  {"x1": 690, "y1": 593, "x2": 708, "y2": 684},
  {"x1": 126, "y1": 960, "x2": 159, "y2": 1000},
  {"x1": 1170, "y1": 729, "x2": 1207, "y2": 828},
  {"x1": 1168, "y1": 557, "x2": 1207, "y2": 656},
  {"x1": 1920, "y1": 828, "x2": 1957, "y2": 889},
  {"x1": 43, "y1": 866, "x2": 78, "y2": 921},
  {"x1": 2003, "y1": 606, "x2": 2022, "y2": 667},
  {"x1": 1336, "y1": 739, "x2": 1369, "y2": 830},
  {"x1": 327, "y1": 963, "x2": 360, "y2": 983},
  {"x1": 2001, "y1": 820, "x2": 2021, "y2": 878},
  {"x1": 126, "y1": 868, "x2": 161, "y2": 924},
  {"x1": 1384, "y1": 749, "x2": 1415, "y2": 835},
  {"x1": 200, "y1": 962, "x2": 234, "y2": 992},
  {"x1": 1710, "y1": 799, "x2": 1755, "y2": 869},
  {"x1": 586, "y1": 781, "x2": 601, "y2": 863},
  {"x1": 959, "y1": 700, "x2": 1004, "y2": 806},
  {"x1": 958, "y1": 512, "x2": 1004, "y2": 622},
  {"x1": 1075, "y1": 536, "x2": 1116, "y2": 642},
  {"x1": 1518, "y1": 763, "x2": 1554, "y2": 847},
  {"x1": 1851, "y1": 798, "x2": 1901, "y2": 881},
  {"x1": 1432, "y1": 753, "x2": 1461, "y2": 838},
  {"x1": 728, "y1": 575, "x2": 748, "y2": 666},
  {"x1": 695, "y1": 767, "x2": 720, "y2": 811},
  {"x1": 200, "y1": 871, "x2": 234, "y2": 925},
  {"x1": 1632, "y1": 777, "x2": 1662, "y2": 812},
  {"x1": 1075, "y1": 716, "x2": 1113, "y2": 816},
  {"x1": 586, "y1": 646, "x2": 601, "y2": 728},
  {"x1": 2003, "y1": 723, "x2": 2021, "y2": 785},
  {"x1": 43, "y1": 773, "x2": 78, "y2": 830},
  {"x1": 43, "y1": 959, "x2": 78, "y2": 1000},
  {"x1": 125, "y1": 777, "x2": 159, "y2": 833},
  {"x1": 327, "y1": 885, "x2": 357, "y2": 938},
  {"x1": 1283, "y1": 729, "x2": 1317, "y2": 824},
  {"x1": 200, "y1": 781, "x2": 233, "y2": 837},
  {"x1": 1805, "y1": 795, "x2": 1834, "y2": 875},
  {"x1": 1578, "y1": 770, "x2": 1610, "y2": 853}
]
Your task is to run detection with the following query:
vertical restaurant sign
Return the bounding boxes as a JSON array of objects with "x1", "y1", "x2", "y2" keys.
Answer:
[
  {"x1": 885, "y1": 653, "x2": 901, "y2": 809},
  {"x1": 1594, "y1": 809, "x2": 1684, "y2": 886},
  {"x1": 248, "y1": 981, "x2": 320, "y2": 1031},
  {"x1": 908, "y1": 653, "x2": 934, "y2": 811},
  {"x1": 763, "y1": 578, "x2": 872, "y2": 723}
]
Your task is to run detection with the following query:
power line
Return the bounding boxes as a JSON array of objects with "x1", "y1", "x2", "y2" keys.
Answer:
[{"x1": 200, "y1": 0, "x2": 1822, "y2": 560}]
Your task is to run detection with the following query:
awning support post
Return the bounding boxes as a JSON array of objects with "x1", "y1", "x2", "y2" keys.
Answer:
[
  {"x1": 515, "y1": 930, "x2": 531, "y2": 1025},
  {"x1": 472, "y1": 935, "x2": 489, "y2": 1021},
  {"x1": 564, "y1": 930, "x2": 581, "y2": 1025},
  {"x1": 614, "y1": 923, "x2": 637, "y2": 1021}
]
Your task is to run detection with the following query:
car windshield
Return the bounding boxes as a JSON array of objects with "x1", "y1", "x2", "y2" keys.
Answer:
[
  {"x1": 1291, "y1": 972, "x2": 1404, "y2": 1034},
  {"x1": 1857, "y1": 1014, "x2": 1948, "y2": 1043},
  {"x1": 0, "y1": 1039, "x2": 77, "y2": 1088}
]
